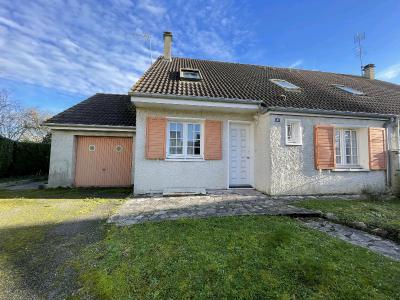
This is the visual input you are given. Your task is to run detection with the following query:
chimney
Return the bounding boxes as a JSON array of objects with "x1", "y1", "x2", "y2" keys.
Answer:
[
  {"x1": 163, "y1": 32, "x2": 172, "y2": 61},
  {"x1": 362, "y1": 64, "x2": 375, "y2": 80}
]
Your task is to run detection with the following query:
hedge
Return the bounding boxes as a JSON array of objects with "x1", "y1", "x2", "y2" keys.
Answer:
[{"x1": 0, "y1": 137, "x2": 50, "y2": 178}]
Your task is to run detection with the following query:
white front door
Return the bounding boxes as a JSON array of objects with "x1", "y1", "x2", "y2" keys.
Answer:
[{"x1": 229, "y1": 123, "x2": 251, "y2": 187}]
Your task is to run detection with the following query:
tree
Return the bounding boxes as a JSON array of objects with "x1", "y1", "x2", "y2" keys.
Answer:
[{"x1": 0, "y1": 90, "x2": 51, "y2": 142}]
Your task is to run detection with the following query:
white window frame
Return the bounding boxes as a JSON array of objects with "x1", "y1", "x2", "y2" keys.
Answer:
[
  {"x1": 333, "y1": 84, "x2": 364, "y2": 95},
  {"x1": 270, "y1": 79, "x2": 300, "y2": 90},
  {"x1": 285, "y1": 119, "x2": 302, "y2": 145},
  {"x1": 335, "y1": 128, "x2": 360, "y2": 168},
  {"x1": 166, "y1": 119, "x2": 204, "y2": 160}
]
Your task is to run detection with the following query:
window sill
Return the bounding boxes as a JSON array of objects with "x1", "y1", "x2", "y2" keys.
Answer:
[
  {"x1": 332, "y1": 168, "x2": 369, "y2": 172},
  {"x1": 165, "y1": 156, "x2": 205, "y2": 162},
  {"x1": 285, "y1": 142, "x2": 302, "y2": 146}
]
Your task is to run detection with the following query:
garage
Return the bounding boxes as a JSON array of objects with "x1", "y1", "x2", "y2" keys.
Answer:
[{"x1": 74, "y1": 136, "x2": 133, "y2": 187}]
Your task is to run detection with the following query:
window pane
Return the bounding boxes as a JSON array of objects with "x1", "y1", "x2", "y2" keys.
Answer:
[
  {"x1": 169, "y1": 122, "x2": 183, "y2": 155},
  {"x1": 335, "y1": 130, "x2": 341, "y2": 164},
  {"x1": 187, "y1": 147, "x2": 194, "y2": 155},
  {"x1": 287, "y1": 123, "x2": 293, "y2": 141},
  {"x1": 186, "y1": 123, "x2": 201, "y2": 156},
  {"x1": 194, "y1": 147, "x2": 200, "y2": 155}
]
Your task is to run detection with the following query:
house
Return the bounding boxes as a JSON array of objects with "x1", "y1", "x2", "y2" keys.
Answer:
[{"x1": 45, "y1": 32, "x2": 400, "y2": 195}]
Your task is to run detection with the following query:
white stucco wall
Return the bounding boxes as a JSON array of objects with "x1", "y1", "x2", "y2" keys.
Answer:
[
  {"x1": 134, "y1": 107, "x2": 254, "y2": 194},
  {"x1": 266, "y1": 114, "x2": 388, "y2": 195},
  {"x1": 48, "y1": 129, "x2": 135, "y2": 187},
  {"x1": 254, "y1": 113, "x2": 270, "y2": 193}
]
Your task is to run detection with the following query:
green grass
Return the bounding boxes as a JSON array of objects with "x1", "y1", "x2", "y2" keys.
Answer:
[
  {"x1": 0, "y1": 187, "x2": 130, "y2": 299},
  {"x1": 1, "y1": 188, "x2": 400, "y2": 299},
  {"x1": 75, "y1": 216, "x2": 400, "y2": 299},
  {"x1": 294, "y1": 199, "x2": 400, "y2": 242}
]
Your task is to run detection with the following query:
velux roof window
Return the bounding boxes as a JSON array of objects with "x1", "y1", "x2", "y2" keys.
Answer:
[
  {"x1": 270, "y1": 79, "x2": 300, "y2": 90},
  {"x1": 333, "y1": 84, "x2": 364, "y2": 95},
  {"x1": 180, "y1": 68, "x2": 202, "y2": 81}
]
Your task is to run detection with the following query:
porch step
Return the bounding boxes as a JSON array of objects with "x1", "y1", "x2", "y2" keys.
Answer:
[{"x1": 162, "y1": 188, "x2": 207, "y2": 197}]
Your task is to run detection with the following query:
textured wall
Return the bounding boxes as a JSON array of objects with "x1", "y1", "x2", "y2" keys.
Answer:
[
  {"x1": 48, "y1": 130, "x2": 135, "y2": 187},
  {"x1": 268, "y1": 114, "x2": 388, "y2": 195},
  {"x1": 134, "y1": 107, "x2": 254, "y2": 194}
]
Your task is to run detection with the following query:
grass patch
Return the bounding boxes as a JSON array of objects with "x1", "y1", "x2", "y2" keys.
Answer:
[
  {"x1": 294, "y1": 199, "x2": 400, "y2": 242},
  {"x1": 0, "y1": 188, "x2": 128, "y2": 298},
  {"x1": 75, "y1": 216, "x2": 400, "y2": 299}
]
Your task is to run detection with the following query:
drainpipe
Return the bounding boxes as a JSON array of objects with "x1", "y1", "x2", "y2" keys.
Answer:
[{"x1": 383, "y1": 117, "x2": 397, "y2": 187}]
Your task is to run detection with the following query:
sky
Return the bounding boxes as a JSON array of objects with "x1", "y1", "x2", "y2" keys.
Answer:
[{"x1": 0, "y1": 0, "x2": 399, "y2": 115}]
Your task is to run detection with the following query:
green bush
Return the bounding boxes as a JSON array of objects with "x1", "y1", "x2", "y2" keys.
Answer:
[
  {"x1": 0, "y1": 137, "x2": 14, "y2": 177},
  {"x1": 0, "y1": 137, "x2": 50, "y2": 178}
]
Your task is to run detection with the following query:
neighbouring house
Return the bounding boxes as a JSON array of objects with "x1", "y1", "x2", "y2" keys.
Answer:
[{"x1": 45, "y1": 32, "x2": 400, "y2": 195}]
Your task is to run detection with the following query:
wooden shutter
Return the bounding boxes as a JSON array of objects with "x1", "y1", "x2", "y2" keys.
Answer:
[
  {"x1": 314, "y1": 125, "x2": 335, "y2": 170},
  {"x1": 368, "y1": 128, "x2": 386, "y2": 170},
  {"x1": 146, "y1": 116, "x2": 166, "y2": 159},
  {"x1": 204, "y1": 120, "x2": 222, "y2": 160}
]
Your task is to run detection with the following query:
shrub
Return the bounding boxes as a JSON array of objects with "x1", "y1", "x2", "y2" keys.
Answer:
[
  {"x1": 0, "y1": 137, "x2": 14, "y2": 177},
  {"x1": 0, "y1": 137, "x2": 50, "y2": 178}
]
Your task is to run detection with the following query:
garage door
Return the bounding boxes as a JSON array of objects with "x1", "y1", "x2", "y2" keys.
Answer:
[{"x1": 75, "y1": 136, "x2": 133, "y2": 187}]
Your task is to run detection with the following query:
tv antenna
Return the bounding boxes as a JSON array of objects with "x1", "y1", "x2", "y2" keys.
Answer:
[
  {"x1": 354, "y1": 32, "x2": 365, "y2": 75},
  {"x1": 136, "y1": 32, "x2": 153, "y2": 64}
]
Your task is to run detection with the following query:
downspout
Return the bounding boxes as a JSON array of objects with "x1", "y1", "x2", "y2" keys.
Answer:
[{"x1": 383, "y1": 117, "x2": 397, "y2": 187}]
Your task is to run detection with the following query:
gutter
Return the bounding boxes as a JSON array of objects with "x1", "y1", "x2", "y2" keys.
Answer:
[
  {"x1": 44, "y1": 123, "x2": 136, "y2": 132},
  {"x1": 263, "y1": 106, "x2": 396, "y2": 120},
  {"x1": 130, "y1": 92, "x2": 262, "y2": 106}
]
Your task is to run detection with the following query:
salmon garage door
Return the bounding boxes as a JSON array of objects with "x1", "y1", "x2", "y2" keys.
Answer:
[{"x1": 75, "y1": 136, "x2": 133, "y2": 187}]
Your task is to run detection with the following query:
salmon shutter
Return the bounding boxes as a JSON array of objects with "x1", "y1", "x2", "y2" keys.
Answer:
[
  {"x1": 368, "y1": 128, "x2": 386, "y2": 170},
  {"x1": 204, "y1": 120, "x2": 222, "y2": 160},
  {"x1": 146, "y1": 116, "x2": 166, "y2": 159},
  {"x1": 314, "y1": 125, "x2": 335, "y2": 170}
]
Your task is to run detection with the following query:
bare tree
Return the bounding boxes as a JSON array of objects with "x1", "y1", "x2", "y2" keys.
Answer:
[{"x1": 0, "y1": 90, "x2": 50, "y2": 142}]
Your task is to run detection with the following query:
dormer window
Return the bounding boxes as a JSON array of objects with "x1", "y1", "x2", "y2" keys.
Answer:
[
  {"x1": 180, "y1": 68, "x2": 202, "y2": 81},
  {"x1": 333, "y1": 84, "x2": 364, "y2": 95},
  {"x1": 270, "y1": 79, "x2": 300, "y2": 90}
]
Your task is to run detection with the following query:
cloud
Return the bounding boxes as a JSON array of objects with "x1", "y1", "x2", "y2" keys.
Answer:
[
  {"x1": 377, "y1": 63, "x2": 400, "y2": 81},
  {"x1": 289, "y1": 59, "x2": 304, "y2": 69},
  {"x1": 0, "y1": 0, "x2": 253, "y2": 101}
]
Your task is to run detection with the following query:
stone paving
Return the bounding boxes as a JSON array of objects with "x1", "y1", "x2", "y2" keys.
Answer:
[
  {"x1": 302, "y1": 218, "x2": 400, "y2": 261},
  {"x1": 108, "y1": 189, "x2": 319, "y2": 226}
]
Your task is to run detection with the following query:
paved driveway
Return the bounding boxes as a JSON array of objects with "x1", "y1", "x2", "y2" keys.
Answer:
[{"x1": 108, "y1": 189, "x2": 318, "y2": 226}]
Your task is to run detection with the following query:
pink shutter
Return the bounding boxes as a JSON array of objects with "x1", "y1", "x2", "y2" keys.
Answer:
[
  {"x1": 146, "y1": 116, "x2": 166, "y2": 159},
  {"x1": 369, "y1": 128, "x2": 386, "y2": 170},
  {"x1": 314, "y1": 125, "x2": 335, "y2": 170},
  {"x1": 204, "y1": 120, "x2": 222, "y2": 160}
]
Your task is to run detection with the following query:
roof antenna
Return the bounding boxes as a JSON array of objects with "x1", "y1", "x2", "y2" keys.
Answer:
[
  {"x1": 136, "y1": 32, "x2": 153, "y2": 64},
  {"x1": 354, "y1": 32, "x2": 366, "y2": 75}
]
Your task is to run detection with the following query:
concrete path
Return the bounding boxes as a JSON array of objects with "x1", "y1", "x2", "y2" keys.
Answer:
[
  {"x1": 0, "y1": 179, "x2": 47, "y2": 190},
  {"x1": 108, "y1": 189, "x2": 318, "y2": 226},
  {"x1": 303, "y1": 218, "x2": 400, "y2": 261}
]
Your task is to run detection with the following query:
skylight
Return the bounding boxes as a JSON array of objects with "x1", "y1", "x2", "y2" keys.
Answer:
[
  {"x1": 333, "y1": 84, "x2": 364, "y2": 95},
  {"x1": 180, "y1": 68, "x2": 202, "y2": 81},
  {"x1": 270, "y1": 79, "x2": 300, "y2": 90}
]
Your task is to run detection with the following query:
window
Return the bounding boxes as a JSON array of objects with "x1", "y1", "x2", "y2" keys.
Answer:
[
  {"x1": 285, "y1": 119, "x2": 302, "y2": 145},
  {"x1": 270, "y1": 79, "x2": 300, "y2": 90},
  {"x1": 88, "y1": 145, "x2": 95, "y2": 152},
  {"x1": 335, "y1": 129, "x2": 359, "y2": 166},
  {"x1": 333, "y1": 84, "x2": 364, "y2": 95},
  {"x1": 167, "y1": 121, "x2": 203, "y2": 159},
  {"x1": 116, "y1": 145, "x2": 124, "y2": 152},
  {"x1": 180, "y1": 68, "x2": 202, "y2": 81}
]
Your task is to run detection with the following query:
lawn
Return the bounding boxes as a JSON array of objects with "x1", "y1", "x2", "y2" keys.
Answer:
[
  {"x1": 1, "y1": 188, "x2": 399, "y2": 299},
  {"x1": 0, "y1": 187, "x2": 131, "y2": 299},
  {"x1": 75, "y1": 216, "x2": 400, "y2": 299},
  {"x1": 294, "y1": 198, "x2": 400, "y2": 242}
]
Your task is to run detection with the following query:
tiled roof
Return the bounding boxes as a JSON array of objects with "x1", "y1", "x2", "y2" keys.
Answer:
[
  {"x1": 131, "y1": 56, "x2": 400, "y2": 115},
  {"x1": 46, "y1": 93, "x2": 135, "y2": 126}
]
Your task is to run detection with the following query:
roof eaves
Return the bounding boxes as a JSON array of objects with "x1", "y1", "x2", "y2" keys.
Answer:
[
  {"x1": 264, "y1": 106, "x2": 397, "y2": 120},
  {"x1": 129, "y1": 92, "x2": 262, "y2": 105}
]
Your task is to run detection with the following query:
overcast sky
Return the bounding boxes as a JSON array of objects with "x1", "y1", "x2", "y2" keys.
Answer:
[{"x1": 0, "y1": 0, "x2": 399, "y2": 114}]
